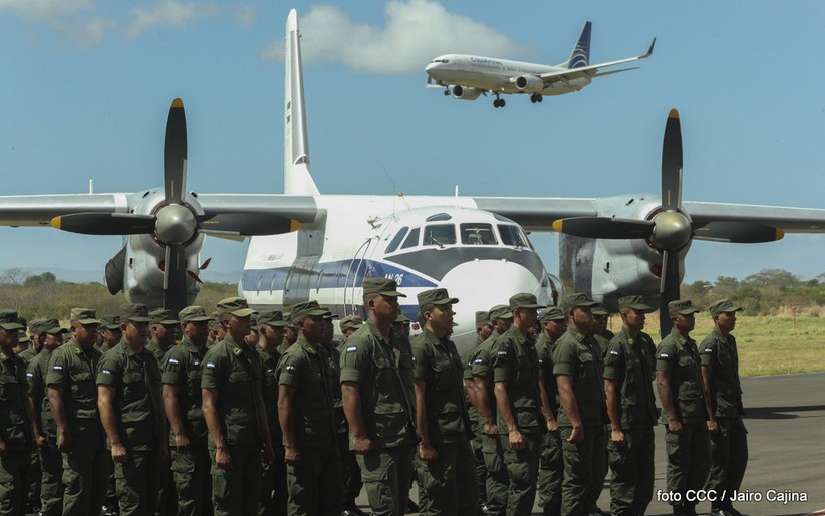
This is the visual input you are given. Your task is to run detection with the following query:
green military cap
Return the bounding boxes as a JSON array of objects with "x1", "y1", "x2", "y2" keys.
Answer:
[
  {"x1": 362, "y1": 277, "x2": 406, "y2": 297},
  {"x1": 178, "y1": 305, "x2": 212, "y2": 323},
  {"x1": 0, "y1": 310, "x2": 24, "y2": 331},
  {"x1": 618, "y1": 295, "x2": 655, "y2": 313},
  {"x1": 216, "y1": 297, "x2": 255, "y2": 318},
  {"x1": 475, "y1": 311, "x2": 490, "y2": 328},
  {"x1": 149, "y1": 308, "x2": 179, "y2": 325},
  {"x1": 509, "y1": 292, "x2": 546, "y2": 310},
  {"x1": 395, "y1": 313, "x2": 411, "y2": 324},
  {"x1": 539, "y1": 307, "x2": 566, "y2": 322},
  {"x1": 591, "y1": 304, "x2": 610, "y2": 316},
  {"x1": 322, "y1": 308, "x2": 339, "y2": 320},
  {"x1": 27, "y1": 318, "x2": 48, "y2": 334},
  {"x1": 120, "y1": 303, "x2": 150, "y2": 323},
  {"x1": 18, "y1": 333, "x2": 30, "y2": 343},
  {"x1": 42, "y1": 318, "x2": 68, "y2": 335},
  {"x1": 489, "y1": 304, "x2": 514, "y2": 321},
  {"x1": 560, "y1": 292, "x2": 597, "y2": 313},
  {"x1": 16, "y1": 316, "x2": 27, "y2": 329},
  {"x1": 708, "y1": 298, "x2": 743, "y2": 317},
  {"x1": 257, "y1": 309, "x2": 288, "y2": 328},
  {"x1": 291, "y1": 300, "x2": 329, "y2": 319},
  {"x1": 99, "y1": 315, "x2": 122, "y2": 330},
  {"x1": 417, "y1": 288, "x2": 459, "y2": 307},
  {"x1": 69, "y1": 307, "x2": 101, "y2": 325},
  {"x1": 340, "y1": 315, "x2": 363, "y2": 331},
  {"x1": 667, "y1": 299, "x2": 701, "y2": 315}
]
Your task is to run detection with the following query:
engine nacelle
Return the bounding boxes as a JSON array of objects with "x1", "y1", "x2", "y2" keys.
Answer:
[
  {"x1": 512, "y1": 74, "x2": 544, "y2": 93},
  {"x1": 451, "y1": 85, "x2": 481, "y2": 101}
]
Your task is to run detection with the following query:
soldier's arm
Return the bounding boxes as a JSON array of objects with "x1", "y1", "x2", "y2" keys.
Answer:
[
  {"x1": 537, "y1": 372, "x2": 557, "y2": 430},
  {"x1": 473, "y1": 377, "x2": 494, "y2": 427},
  {"x1": 26, "y1": 362, "x2": 43, "y2": 435},
  {"x1": 24, "y1": 376, "x2": 42, "y2": 446},
  {"x1": 201, "y1": 388, "x2": 225, "y2": 448},
  {"x1": 553, "y1": 340, "x2": 583, "y2": 431},
  {"x1": 700, "y1": 340, "x2": 718, "y2": 425},
  {"x1": 603, "y1": 343, "x2": 623, "y2": 437},
  {"x1": 655, "y1": 343, "x2": 680, "y2": 428},
  {"x1": 340, "y1": 341, "x2": 373, "y2": 452},
  {"x1": 341, "y1": 383, "x2": 367, "y2": 440},
  {"x1": 45, "y1": 353, "x2": 69, "y2": 446},
  {"x1": 411, "y1": 341, "x2": 435, "y2": 455},
  {"x1": 97, "y1": 386, "x2": 124, "y2": 447},
  {"x1": 277, "y1": 384, "x2": 299, "y2": 458},
  {"x1": 492, "y1": 341, "x2": 522, "y2": 446},
  {"x1": 163, "y1": 385, "x2": 187, "y2": 441}
]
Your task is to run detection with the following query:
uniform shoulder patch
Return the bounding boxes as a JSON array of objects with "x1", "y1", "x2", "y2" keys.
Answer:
[
  {"x1": 496, "y1": 350, "x2": 508, "y2": 356},
  {"x1": 658, "y1": 353, "x2": 669, "y2": 358},
  {"x1": 26, "y1": 372, "x2": 33, "y2": 377},
  {"x1": 206, "y1": 362, "x2": 216, "y2": 369},
  {"x1": 473, "y1": 358, "x2": 484, "y2": 364},
  {"x1": 345, "y1": 346, "x2": 357, "y2": 352},
  {"x1": 52, "y1": 365, "x2": 63, "y2": 371},
  {"x1": 167, "y1": 358, "x2": 180, "y2": 365},
  {"x1": 703, "y1": 348, "x2": 713, "y2": 352},
  {"x1": 285, "y1": 365, "x2": 296, "y2": 373},
  {"x1": 100, "y1": 369, "x2": 112, "y2": 375},
  {"x1": 609, "y1": 350, "x2": 620, "y2": 355}
]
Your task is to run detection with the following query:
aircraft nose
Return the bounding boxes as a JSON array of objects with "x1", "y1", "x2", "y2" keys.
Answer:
[
  {"x1": 425, "y1": 62, "x2": 437, "y2": 73},
  {"x1": 439, "y1": 259, "x2": 550, "y2": 353}
]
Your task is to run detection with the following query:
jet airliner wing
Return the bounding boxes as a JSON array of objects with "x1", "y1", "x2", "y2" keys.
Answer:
[{"x1": 539, "y1": 38, "x2": 655, "y2": 84}]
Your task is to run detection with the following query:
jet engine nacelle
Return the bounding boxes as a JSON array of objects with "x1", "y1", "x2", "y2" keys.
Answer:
[
  {"x1": 512, "y1": 74, "x2": 544, "y2": 93},
  {"x1": 451, "y1": 85, "x2": 481, "y2": 100}
]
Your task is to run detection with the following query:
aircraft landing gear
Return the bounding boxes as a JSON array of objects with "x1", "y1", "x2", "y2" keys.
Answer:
[
  {"x1": 493, "y1": 96, "x2": 506, "y2": 108},
  {"x1": 443, "y1": 88, "x2": 450, "y2": 96},
  {"x1": 530, "y1": 93, "x2": 543, "y2": 103}
]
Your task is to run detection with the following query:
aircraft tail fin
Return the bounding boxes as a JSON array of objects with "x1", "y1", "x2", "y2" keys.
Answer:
[
  {"x1": 567, "y1": 21, "x2": 591, "y2": 69},
  {"x1": 284, "y1": 9, "x2": 320, "y2": 196}
]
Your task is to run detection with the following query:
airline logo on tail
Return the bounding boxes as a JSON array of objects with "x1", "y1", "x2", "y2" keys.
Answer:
[{"x1": 568, "y1": 21, "x2": 592, "y2": 69}]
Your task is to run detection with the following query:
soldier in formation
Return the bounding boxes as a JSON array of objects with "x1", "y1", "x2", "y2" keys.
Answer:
[{"x1": 1, "y1": 282, "x2": 755, "y2": 516}]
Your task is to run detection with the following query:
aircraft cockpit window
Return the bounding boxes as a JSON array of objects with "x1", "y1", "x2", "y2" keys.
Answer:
[
  {"x1": 498, "y1": 224, "x2": 527, "y2": 247},
  {"x1": 400, "y1": 227, "x2": 421, "y2": 249},
  {"x1": 431, "y1": 58, "x2": 450, "y2": 64},
  {"x1": 460, "y1": 223, "x2": 497, "y2": 245},
  {"x1": 385, "y1": 226, "x2": 409, "y2": 254},
  {"x1": 423, "y1": 224, "x2": 457, "y2": 247},
  {"x1": 426, "y1": 213, "x2": 452, "y2": 222}
]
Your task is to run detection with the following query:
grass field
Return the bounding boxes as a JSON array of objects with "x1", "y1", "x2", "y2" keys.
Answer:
[{"x1": 607, "y1": 313, "x2": 825, "y2": 377}]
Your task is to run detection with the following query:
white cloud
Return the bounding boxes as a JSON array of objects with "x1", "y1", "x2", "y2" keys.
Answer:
[
  {"x1": 0, "y1": 0, "x2": 112, "y2": 46},
  {"x1": 125, "y1": 0, "x2": 255, "y2": 37},
  {"x1": 260, "y1": 0, "x2": 525, "y2": 74},
  {"x1": 55, "y1": 16, "x2": 112, "y2": 46},
  {"x1": 234, "y1": 5, "x2": 255, "y2": 27},
  {"x1": 0, "y1": 0, "x2": 93, "y2": 18}
]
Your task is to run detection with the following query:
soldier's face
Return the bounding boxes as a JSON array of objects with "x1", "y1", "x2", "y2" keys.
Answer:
[
  {"x1": 245, "y1": 328, "x2": 259, "y2": 346},
  {"x1": 622, "y1": 309, "x2": 646, "y2": 331},
  {"x1": 125, "y1": 321, "x2": 149, "y2": 344},
  {"x1": 543, "y1": 319, "x2": 566, "y2": 339},
  {"x1": 285, "y1": 326, "x2": 298, "y2": 344},
  {"x1": 73, "y1": 323, "x2": 97, "y2": 346},
  {"x1": 592, "y1": 314, "x2": 608, "y2": 332},
  {"x1": 716, "y1": 312, "x2": 736, "y2": 333},
  {"x1": 493, "y1": 319, "x2": 512, "y2": 333},
  {"x1": 185, "y1": 321, "x2": 209, "y2": 344},
  {"x1": 44, "y1": 333, "x2": 63, "y2": 350},
  {"x1": 102, "y1": 328, "x2": 121, "y2": 345},
  {"x1": 517, "y1": 307, "x2": 538, "y2": 328},
  {"x1": 570, "y1": 307, "x2": 593, "y2": 333},
  {"x1": 477, "y1": 323, "x2": 493, "y2": 341},
  {"x1": 229, "y1": 316, "x2": 251, "y2": 339},
  {"x1": 427, "y1": 305, "x2": 454, "y2": 334},
  {"x1": 300, "y1": 315, "x2": 324, "y2": 342},
  {"x1": 371, "y1": 294, "x2": 399, "y2": 322},
  {"x1": 152, "y1": 324, "x2": 176, "y2": 344},
  {"x1": 343, "y1": 327, "x2": 357, "y2": 339},
  {"x1": 261, "y1": 325, "x2": 284, "y2": 346},
  {"x1": 0, "y1": 329, "x2": 14, "y2": 349},
  {"x1": 672, "y1": 313, "x2": 695, "y2": 333}
]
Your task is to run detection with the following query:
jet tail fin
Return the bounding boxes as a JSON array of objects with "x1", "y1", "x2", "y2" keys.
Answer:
[
  {"x1": 284, "y1": 9, "x2": 319, "y2": 196},
  {"x1": 567, "y1": 21, "x2": 591, "y2": 69}
]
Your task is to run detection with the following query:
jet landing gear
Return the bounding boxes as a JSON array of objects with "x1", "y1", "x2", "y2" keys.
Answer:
[
  {"x1": 530, "y1": 93, "x2": 543, "y2": 103},
  {"x1": 493, "y1": 94, "x2": 506, "y2": 108}
]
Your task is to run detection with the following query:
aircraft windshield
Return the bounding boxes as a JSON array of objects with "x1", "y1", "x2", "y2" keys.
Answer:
[
  {"x1": 424, "y1": 224, "x2": 457, "y2": 247},
  {"x1": 400, "y1": 227, "x2": 420, "y2": 249},
  {"x1": 431, "y1": 58, "x2": 450, "y2": 64},
  {"x1": 461, "y1": 223, "x2": 497, "y2": 245},
  {"x1": 385, "y1": 226, "x2": 408, "y2": 254},
  {"x1": 498, "y1": 224, "x2": 527, "y2": 247}
]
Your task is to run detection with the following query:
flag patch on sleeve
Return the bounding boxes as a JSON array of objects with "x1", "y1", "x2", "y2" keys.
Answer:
[
  {"x1": 609, "y1": 350, "x2": 619, "y2": 355},
  {"x1": 658, "y1": 353, "x2": 669, "y2": 358},
  {"x1": 52, "y1": 365, "x2": 63, "y2": 371},
  {"x1": 346, "y1": 346, "x2": 357, "y2": 353},
  {"x1": 167, "y1": 358, "x2": 180, "y2": 365},
  {"x1": 206, "y1": 362, "x2": 216, "y2": 369}
]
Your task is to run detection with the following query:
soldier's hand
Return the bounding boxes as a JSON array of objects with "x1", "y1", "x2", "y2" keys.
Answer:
[
  {"x1": 483, "y1": 422, "x2": 499, "y2": 436},
  {"x1": 111, "y1": 443, "x2": 128, "y2": 464},
  {"x1": 57, "y1": 431, "x2": 72, "y2": 452},
  {"x1": 707, "y1": 419, "x2": 719, "y2": 433},
  {"x1": 284, "y1": 445, "x2": 302, "y2": 463},
  {"x1": 351, "y1": 435, "x2": 375, "y2": 455},
  {"x1": 216, "y1": 446, "x2": 232, "y2": 470},
  {"x1": 0, "y1": 438, "x2": 6, "y2": 456},
  {"x1": 667, "y1": 419, "x2": 683, "y2": 434},
  {"x1": 567, "y1": 425, "x2": 584, "y2": 444},
  {"x1": 418, "y1": 442, "x2": 439, "y2": 462},
  {"x1": 546, "y1": 419, "x2": 559, "y2": 433},
  {"x1": 610, "y1": 429, "x2": 625, "y2": 445},
  {"x1": 34, "y1": 434, "x2": 46, "y2": 449},
  {"x1": 174, "y1": 432, "x2": 191, "y2": 449},
  {"x1": 508, "y1": 429, "x2": 525, "y2": 449},
  {"x1": 158, "y1": 443, "x2": 169, "y2": 462}
]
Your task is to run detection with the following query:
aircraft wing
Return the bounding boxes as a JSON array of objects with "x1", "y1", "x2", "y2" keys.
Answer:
[
  {"x1": 540, "y1": 38, "x2": 655, "y2": 84},
  {"x1": 196, "y1": 194, "x2": 318, "y2": 238},
  {"x1": 684, "y1": 201, "x2": 825, "y2": 236},
  {"x1": 0, "y1": 194, "x2": 127, "y2": 227},
  {"x1": 473, "y1": 197, "x2": 597, "y2": 231}
]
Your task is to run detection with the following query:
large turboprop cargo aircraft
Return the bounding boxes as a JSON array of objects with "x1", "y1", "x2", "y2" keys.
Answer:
[{"x1": 2, "y1": 9, "x2": 825, "y2": 340}]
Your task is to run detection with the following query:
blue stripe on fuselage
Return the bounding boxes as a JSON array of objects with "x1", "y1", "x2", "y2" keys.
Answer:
[{"x1": 241, "y1": 259, "x2": 438, "y2": 292}]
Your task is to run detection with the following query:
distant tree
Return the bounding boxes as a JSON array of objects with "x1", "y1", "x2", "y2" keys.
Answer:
[
  {"x1": 0, "y1": 268, "x2": 26, "y2": 285},
  {"x1": 743, "y1": 269, "x2": 799, "y2": 289},
  {"x1": 24, "y1": 272, "x2": 57, "y2": 286}
]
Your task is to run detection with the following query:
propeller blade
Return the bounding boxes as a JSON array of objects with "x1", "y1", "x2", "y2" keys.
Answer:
[
  {"x1": 164, "y1": 98, "x2": 188, "y2": 203},
  {"x1": 199, "y1": 257, "x2": 212, "y2": 270},
  {"x1": 197, "y1": 213, "x2": 293, "y2": 236},
  {"x1": 50, "y1": 213, "x2": 155, "y2": 235},
  {"x1": 187, "y1": 270, "x2": 204, "y2": 284},
  {"x1": 162, "y1": 245, "x2": 189, "y2": 313},
  {"x1": 552, "y1": 217, "x2": 654, "y2": 240},
  {"x1": 662, "y1": 108, "x2": 683, "y2": 210},
  {"x1": 659, "y1": 250, "x2": 681, "y2": 337},
  {"x1": 692, "y1": 222, "x2": 784, "y2": 243}
]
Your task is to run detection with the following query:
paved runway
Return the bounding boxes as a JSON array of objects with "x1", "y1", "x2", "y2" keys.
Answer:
[{"x1": 358, "y1": 372, "x2": 825, "y2": 515}]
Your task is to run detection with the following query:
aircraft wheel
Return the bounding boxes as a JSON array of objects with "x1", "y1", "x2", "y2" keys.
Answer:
[
  {"x1": 499, "y1": 98, "x2": 506, "y2": 107},
  {"x1": 537, "y1": 94, "x2": 543, "y2": 103},
  {"x1": 493, "y1": 99, "x2": 501, "y2": 108},
  {"x1": 444, "y1": 89, "x2": 450, "y2": 96}
]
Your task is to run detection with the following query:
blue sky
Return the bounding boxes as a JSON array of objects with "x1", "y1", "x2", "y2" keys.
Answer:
[{"x1": 2, "y1": 0, "x2": 825, "y2": 283}]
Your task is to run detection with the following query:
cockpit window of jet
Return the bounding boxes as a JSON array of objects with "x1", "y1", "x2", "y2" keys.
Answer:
[{"x1": 425, "y1": 21, "x2": 655, "y2": 108}]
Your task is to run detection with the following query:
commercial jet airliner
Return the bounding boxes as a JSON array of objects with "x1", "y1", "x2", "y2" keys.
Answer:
[{"x1": 425, "y1": 21, "x2": 655, "y2": 108}]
